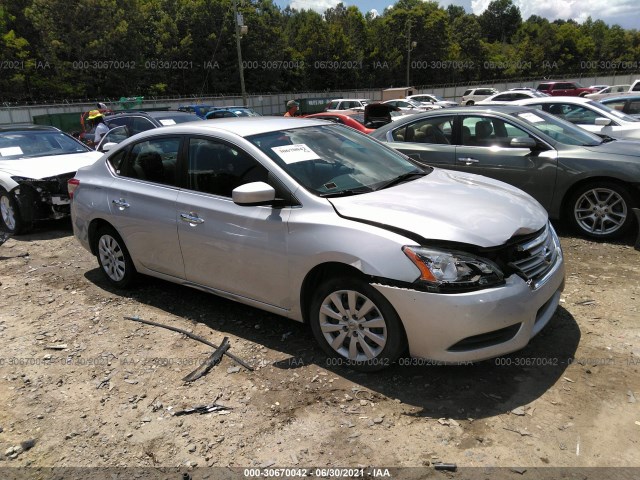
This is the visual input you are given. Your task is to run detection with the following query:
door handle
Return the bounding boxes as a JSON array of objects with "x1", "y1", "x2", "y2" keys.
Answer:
[
  {"x1": 457, "y1": 157, "x2": 479, "y2": 165},
  {"x1": 180, "y1": 213, "x2": 205, "y2": 225},
  {"x1": 111, "y1": 198, "x2": 130, "y2": 209}
]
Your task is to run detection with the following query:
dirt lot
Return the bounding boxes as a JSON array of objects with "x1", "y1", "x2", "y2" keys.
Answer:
[{"x1": 0, "y1": 219, "x2": 639, "y2": 477}]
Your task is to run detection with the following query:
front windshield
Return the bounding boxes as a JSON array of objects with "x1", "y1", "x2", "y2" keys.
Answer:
[
  {"x1": 587, "y1": 100, "x2": 639, "y2": 122},
  {"x1": 248, "y1": 125, "x2": 428, "y2": 196},
  {"x1": 511, "y1": 109, "x2": 604, "y2": 146},
  {"x1": 0, "y1": 130, "x2": 90, "y2": 159},
  {"x1": 406, "y1": 100, "x2": 422, "y2": 108}
]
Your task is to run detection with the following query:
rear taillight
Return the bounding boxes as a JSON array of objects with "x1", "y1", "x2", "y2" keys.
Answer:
[{"x1": 67, "y1": 178, "x2": 80, "y2": 199}]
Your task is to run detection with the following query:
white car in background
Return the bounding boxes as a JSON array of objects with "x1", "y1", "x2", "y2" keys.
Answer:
[
  {"x1": 585, "y1": 85, "x2": 631, "y2": 100},
  {"x1": 0, "y1": 126, "x2": 102, "y2": 234},
  {"x1": 476, "y1": 90, "x2": 548, "y2": 105},
  {"x1": 459, "y1": 87, "x2": 499, "y2": 105},
  {"x1": 325, "y1": 99, "x2": 370, "y2": 112},
  {"x1": 382, "y1": 99, "x2": 430, "y2": 112},
  {"x1": 514, "y1": 96, "x2": 640, "y2": 140},
  {"x1": 406, "y1": 94, "x2": 457, "y2": 108}
]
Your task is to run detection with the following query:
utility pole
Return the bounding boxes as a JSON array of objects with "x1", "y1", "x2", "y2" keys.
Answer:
[
  {"x1": 233, "y1": 0, "x2": 248, "y2": 106},
  {"x1": 406, "y1": 19, "x2": 416, "y2": 87}
]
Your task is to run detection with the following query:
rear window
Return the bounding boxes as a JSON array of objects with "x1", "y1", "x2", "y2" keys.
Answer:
[
  {"x1": 537, "y1": 83, "x2": 551, "y2": 91},
  {"x1": 463, "y1": 89, "x2": 472, "y2": 96}
]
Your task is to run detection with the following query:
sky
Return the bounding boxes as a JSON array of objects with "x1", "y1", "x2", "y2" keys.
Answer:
[{"x1": 273, "y1": 0, "x2": 640, "y2": 30}]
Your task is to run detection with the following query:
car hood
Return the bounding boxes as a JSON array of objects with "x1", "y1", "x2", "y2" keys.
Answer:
[
  {"x1": 0, "y1": 151, "x2": 102, "y2": 179},
  {"x1": 582, "y1": 139, "x2": 640, "y2": 158},
  {"x1": 329, "y1": 169, "x2": 547, "y2": 248}
]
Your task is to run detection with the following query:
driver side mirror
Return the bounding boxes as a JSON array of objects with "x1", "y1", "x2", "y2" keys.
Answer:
[
  {"x1": 510, "y1": 137, "x2": 538, "y2": 149},
  {"x1": 595, "y1": 117, "x2": 612, "y2": 126},
  {"x1": 100, "y1": 142, "x2": 118, "y2": 152},
  {"x1": 232, "y1": 182, "x2": 276, "y2": 206}
]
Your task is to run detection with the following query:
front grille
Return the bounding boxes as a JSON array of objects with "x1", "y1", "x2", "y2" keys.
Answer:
[{"x1": 508, "y1": 224, "x2": 559, "y2": 286}]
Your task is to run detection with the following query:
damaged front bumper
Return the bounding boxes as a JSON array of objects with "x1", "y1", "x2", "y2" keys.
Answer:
[{"x1": 11, "y1": 173, "x2": 76, "y2": 222}]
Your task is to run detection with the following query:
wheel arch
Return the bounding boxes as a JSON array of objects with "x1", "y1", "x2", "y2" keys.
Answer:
[
  {"x1": 88, "y1": 218, "x2": 117, "y2": 255},
  {"x1": 560, "y1": 176, "x2": 639, "y2": 221},
  {"x1": 0, "y1": 173, "x2": 19, "y2": 193},
  {"x1": 299, "y1": 262, "x2": 371, "y2": 324}
]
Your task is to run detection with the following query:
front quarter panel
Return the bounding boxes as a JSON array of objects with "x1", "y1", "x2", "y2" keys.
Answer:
[
  {"x1": 0, "y1": 171, "x2": 19, "y2": 192},
  {"x1": 285, "y1": 203, "x2": 421, "y2": 321}
]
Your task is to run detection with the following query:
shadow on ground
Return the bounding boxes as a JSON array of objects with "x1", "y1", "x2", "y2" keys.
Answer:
[
  {"x1": 0, "y1": 219, "x2": 73, "y2": 242},
  {"x1": 84, "y1": 266, "x2": 580, "y2": 421}
]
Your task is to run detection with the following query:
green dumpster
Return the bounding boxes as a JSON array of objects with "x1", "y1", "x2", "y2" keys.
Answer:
[{"x1": 32, "y1": 112, "x2": 83, "y2": 134}]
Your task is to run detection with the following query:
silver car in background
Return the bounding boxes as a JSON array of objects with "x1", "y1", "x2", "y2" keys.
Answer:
[
  {"x1": 69, "y1": 118, "x2": 564, "y2": 371},
  {"x1": 371, "y1": 106, "x2": 640, "y2": 240}
]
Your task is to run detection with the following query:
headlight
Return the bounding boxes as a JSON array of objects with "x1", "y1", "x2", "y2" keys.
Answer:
[{"x1": 403, "y1": 246, "x2": 504, "y2": 292}]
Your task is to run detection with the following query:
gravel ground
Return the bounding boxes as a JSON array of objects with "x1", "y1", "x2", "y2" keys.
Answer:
[{"x1": 0, "y1": 220, "x2": 639, "y2": 478}]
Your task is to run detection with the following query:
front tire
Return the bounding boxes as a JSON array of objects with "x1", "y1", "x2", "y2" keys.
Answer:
[
  {"x1": 567, "y1": 182, "x2": 636, "y2": 240},
  {"x1": 309, "y1": 276, "x2": 406, "y2": 372},
  {"x1": 0, "y1": 190, "x2": 27, "y2": 234},
  {"x1": 94, "y1": 225, "x2": 137, "y2": 288}
]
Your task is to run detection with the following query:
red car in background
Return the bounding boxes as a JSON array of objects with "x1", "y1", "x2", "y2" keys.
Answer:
[
  {"x1": 305, "y1": 112, "x2": 374, "y2": 134},
  {"x1": 536, "y1": 81, "x2": 599, "y2": 97}
]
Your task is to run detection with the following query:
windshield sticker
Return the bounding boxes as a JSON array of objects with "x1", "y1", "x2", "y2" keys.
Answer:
[
  {"x1": 0, "y1": 146, "x2": 23, "y2": 156},
  {"x1": 159, "y1": 119, "x2": 176, "y2": 126},
  {"x1": 518, "y1": 112, "x2": 545, "y2": 123},
  {"x1": 271, "y1": 144, "x2": 320, "y2": 164}
]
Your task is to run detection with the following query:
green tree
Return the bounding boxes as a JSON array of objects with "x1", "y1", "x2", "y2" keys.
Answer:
[{"x1": 479, "y1": 0, "x2": 522, "y2": 43}]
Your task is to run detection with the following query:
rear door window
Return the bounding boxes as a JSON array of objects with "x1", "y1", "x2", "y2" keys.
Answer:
[
  {"x1": 118, "y1": 137, "x2": 181, "y2": 185},
  {"x1": 130, "y1": 117, "x2": 156, "y2": 135},
  {"x1": 627, "y1": 101, "x2": 640, "y2": 114},
  {"x1": 392, "y1": 116, "x2": 454, "y2": 144}
]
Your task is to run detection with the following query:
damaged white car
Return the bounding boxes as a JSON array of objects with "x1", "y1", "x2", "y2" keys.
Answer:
[{"x1": 0, "y1": 126, "x2": 102, "y2": 234}]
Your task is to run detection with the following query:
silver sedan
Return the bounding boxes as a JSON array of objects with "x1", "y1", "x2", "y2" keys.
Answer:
[{"x1": 69, "y1": 118, "x2": 564, "y2": 371}]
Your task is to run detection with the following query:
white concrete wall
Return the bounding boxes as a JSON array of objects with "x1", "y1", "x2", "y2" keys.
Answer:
[{"x1": 2, "y1": 73, "x2": 639, "y2": 126}]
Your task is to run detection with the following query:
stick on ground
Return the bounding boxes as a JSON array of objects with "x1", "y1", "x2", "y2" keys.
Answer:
[
  {"x1": 123, "y1": 316, "x2": 253, "y2": 371},
  {"x1": 182, "y1": 337, "x2": 230, "y2": 382}
]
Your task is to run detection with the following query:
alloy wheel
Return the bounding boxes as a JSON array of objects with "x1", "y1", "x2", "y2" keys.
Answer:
[
  {"x1": 98, "y1": 234, "x2": 127, "y2": 282},
  {"x1": 574, "y1": 187, "x2": 627, "y2": 236},
  {"x1": 318, "y1": 289, "x2": 387, "y2": 362},
  {"x1": 0, "y1": 195, "x2": 16, "y2": 231}
]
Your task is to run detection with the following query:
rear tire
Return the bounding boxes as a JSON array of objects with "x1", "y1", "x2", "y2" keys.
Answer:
[
  {"x1": 93, "y1": 225, "x2": 137, "y2": 288},
  {"x1": 309, "y1": 275, "x2": 406, "y2": 372},
  {"x1": 466, "y1": 100, "x2": 475, "y2": 106},
  {"x1": 567, "y1": 182, "x2": 636, "y2": 240}
]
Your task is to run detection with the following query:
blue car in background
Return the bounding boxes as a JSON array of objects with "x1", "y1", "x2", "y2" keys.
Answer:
[
  {"x1": 177, "y1": 105, "x2": 218, "y2": 119},
  {"x1": 205, "y1": 107, "x2": 262, "y2": 119}
]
